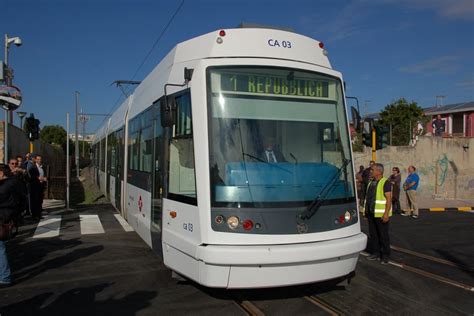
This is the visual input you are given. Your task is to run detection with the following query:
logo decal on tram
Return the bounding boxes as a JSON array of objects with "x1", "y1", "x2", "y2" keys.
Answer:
[{"x1": 138, "y1": 195, "x2": 143, "y2": 216}]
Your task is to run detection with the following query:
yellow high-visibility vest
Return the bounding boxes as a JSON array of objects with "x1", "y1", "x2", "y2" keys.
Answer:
[{"x1": 368, "y1": 177, "x2": 392, "y2": 218}]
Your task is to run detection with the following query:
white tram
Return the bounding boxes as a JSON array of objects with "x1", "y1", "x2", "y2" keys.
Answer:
[{"x1": 91, "y1": 26, "x2": 367, "y2": 288}]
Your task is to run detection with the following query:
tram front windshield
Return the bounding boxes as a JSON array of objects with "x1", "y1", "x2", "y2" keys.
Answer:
[{"x1": 207, "y1": 66, "x2": 354, "y2": 208}]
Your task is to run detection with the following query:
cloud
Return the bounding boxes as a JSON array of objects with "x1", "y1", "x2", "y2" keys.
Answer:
[
  {"x1": 398, "y1": 55, "x2": 460, "y2": 75},
  {"x1": 407, "y1": 0, "x2": 474, "y2": 21},
  {"x1": 300, "y1": 0, "x2": 472, "y2": 43},
  {"x1": 366, "y1": 0, "x2": 474, "y2": 21},
  {"x1": 456, "y1": 79, "x2": 474, "y2": 88},
  {"x1": 301, "y1": 1, "x2": 374, "y2": 42}
]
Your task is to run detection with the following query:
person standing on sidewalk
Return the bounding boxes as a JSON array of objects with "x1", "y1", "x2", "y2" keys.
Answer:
[
  {"x1": 402, "y1": 165, "x2": 420, "y2": 219},
  {"x1": 365, "y1": 163, "x2": 392, "y2": 264},
  {"x1": 360, "y1": 160, "x2": 375, "y2": 207},
  {"x1": 27, "y1": 154, "x2": 43, "y2": 221},
  {"x1": 0, "y1": 163, "x2": 22, "y2": 287},
  {"x1": 389, "y1": 167, "x2": 402, "y2": 214},
  {"x1": 356, "y1": 165, "x2": 364, "y2": 207}
]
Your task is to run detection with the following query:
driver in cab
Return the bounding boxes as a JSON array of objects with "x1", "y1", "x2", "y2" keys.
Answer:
[{"x1": 260, "y1": 137, "x2": 287, "y2": 163}]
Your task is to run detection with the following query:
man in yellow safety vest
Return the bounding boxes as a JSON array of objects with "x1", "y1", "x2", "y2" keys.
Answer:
[{"x1": 365, "y1": 163, "x2": 392, "y2": 264}]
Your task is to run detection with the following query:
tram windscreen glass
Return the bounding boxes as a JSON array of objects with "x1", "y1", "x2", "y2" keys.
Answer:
[{"x1": 207, "y1": 67, "x2": 355, "y2": 208}]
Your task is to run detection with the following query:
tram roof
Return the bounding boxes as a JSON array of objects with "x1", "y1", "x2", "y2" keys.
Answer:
[
  {"x1": 108, "y1": 96, "x2": 130, "y2": 133},
  {"x1": 172, "y1": 28, "x2": 331, "y2": 68},
  {"x1": 96, "y1": 28, "x2": 332, "y2": 138}
]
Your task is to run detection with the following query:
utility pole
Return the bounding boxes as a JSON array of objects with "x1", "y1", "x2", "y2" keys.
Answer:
[
  {"x1": 364, "y1": 100, "x2": 371, "y2": 117},
  {"x1": 66, "y1": 113, "x2": 70, "y2": 210},
  {"x1": 79, "y1": 110, "x2": 90, "y2": 158},
  {"x1": 389, "y1": 124, "x2": 392, "y2": 146},
  {"x1": 371, "y1": 127, "x2": 376, "y2": 162},
  {"x1": 75, "y1": 91, "x2": 80, "y2": 178}
]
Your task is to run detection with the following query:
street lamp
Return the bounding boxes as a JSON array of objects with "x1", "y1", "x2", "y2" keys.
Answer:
[
  {"x1": 3, "y1": 34, "x2": 23, "y2": 163},
  {"x1": 17, "y1": 111, "x2": 26, "y2": 128},
  {"x1": 4, "y1": 34, "x2": 23, "y2": 67}
]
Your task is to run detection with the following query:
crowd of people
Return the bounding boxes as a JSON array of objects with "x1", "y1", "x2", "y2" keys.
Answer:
[
  {"x1": 0, "y1": 153, "x2": 47, "y2": 288},
  {"x1": 356, "y1": 160, "x2": 420, "y2": 265}
]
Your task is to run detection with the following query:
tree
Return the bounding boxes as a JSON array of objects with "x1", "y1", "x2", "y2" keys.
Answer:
[
  {"x1": 379, "y1": 98, "x2": 426, "y2": 146},
  {"x1": 40, "y1": 125, "x2": 67, "y2": 147}
]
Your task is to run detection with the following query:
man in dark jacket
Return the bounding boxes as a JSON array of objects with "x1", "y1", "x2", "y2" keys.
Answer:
[
  {"x1": 432, "y1": 115, "x2": 445, "y2": 136},
  {"x1": 27, "y1": 154, "x2": 43, "y2": 220},
  {"x1": 0, "y1": 163, "x2": 21, "y2": 287},
  {"x1": 259, "y1": 137, "x2": 287, "y2": 163},
  {"x1": 360, "y1": 160, "x2": 375, "y2": 207},
  {"x1": 9, "y1": 158, "x2": 29, "y2": 218}
]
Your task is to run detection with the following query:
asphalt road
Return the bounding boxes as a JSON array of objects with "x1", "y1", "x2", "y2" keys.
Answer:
[{"x1": 1, "y1": 204, "x2": 473, "y2": 315}]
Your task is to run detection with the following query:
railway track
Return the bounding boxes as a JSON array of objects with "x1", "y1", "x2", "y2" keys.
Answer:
[
  {"x1": 233, "y1": 245, "x2": 474, "y2": 315},
  {"x1": 233, "y1": 293, "x2": 343, "y2": 315},
  {"x1": 361, "y1": 248, "x2": 474, "y2": 292}
]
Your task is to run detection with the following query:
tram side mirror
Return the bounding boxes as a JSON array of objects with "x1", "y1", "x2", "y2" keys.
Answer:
[
  {"x1": 351, "y1": 106, "x2": 361, "y2": 132},
  {"x1": 160, "y1": 96, "x2": 177, "y2": 127},
  {"x1": 184, "y1": 67, "x2": 194, "y2": 83}
]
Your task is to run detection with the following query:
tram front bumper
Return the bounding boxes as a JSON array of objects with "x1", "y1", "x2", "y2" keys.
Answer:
[{"x1": 195, "y1": 232, "x2": 367, "y2": 288}]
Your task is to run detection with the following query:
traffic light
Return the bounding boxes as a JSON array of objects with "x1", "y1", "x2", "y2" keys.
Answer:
[
  {"x1": 362, "y1": 131, "x2": 372, "y2": 147},
  {"x1": 24, "y1": 114, "x2": 40, "y2": 141},
  {"x1": 375, "y1": 126, "x2": 389, "y2": 150},
  {"x1": 362, "y1": 120, "x2": 373, "y2": 147},
  {"x1": 32, "y1": 118, "x2": 40, "y2": 140}
]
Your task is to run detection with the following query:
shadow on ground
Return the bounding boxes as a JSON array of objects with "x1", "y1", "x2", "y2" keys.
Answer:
[
  {"x1": 185, "y1": 273, "x2": 350, "y2": 302},
  {"x1": 1, "y1": 283, "x2": 157, "y2": 316},
  {"x1": 7, "y1": 237, "x2": 103, "y2": 285}
]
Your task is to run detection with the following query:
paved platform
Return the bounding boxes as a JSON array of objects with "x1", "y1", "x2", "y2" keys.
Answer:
[
  {"x1": 399, "y1": 195, "x2": 474, "y2": 210},
  {"x1": 1, "y1": 204, "x2": 473, "y2": 315}
]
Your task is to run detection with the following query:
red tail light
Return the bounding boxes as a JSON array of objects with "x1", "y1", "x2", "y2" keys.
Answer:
[
  {"x1": 219, "y1": 30, "x2": 226, "y2": 37},
  {"x1": 338, "y1": 215, "x2": 345, "y2": 224},
  {"x1": 242, "y1": 219, "x2": 254, "y2": 231}
]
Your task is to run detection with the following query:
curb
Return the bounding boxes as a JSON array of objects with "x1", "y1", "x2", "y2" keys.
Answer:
[{"x1": 419, "y1": 207, "x2": 474, "y2": 212}]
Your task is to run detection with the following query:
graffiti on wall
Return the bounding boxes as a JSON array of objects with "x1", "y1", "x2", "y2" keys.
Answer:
[{"x1": 438, "y1": 154, "x2": 449, "y2": 187}]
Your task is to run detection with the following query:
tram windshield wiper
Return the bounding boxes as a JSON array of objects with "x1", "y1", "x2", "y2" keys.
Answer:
[
  {"x1": 299, "y1": 158, "x2": 351, "y2": 220},
  {"x1": 242, "y1": 152, "x2": 292, "y2": 174}
]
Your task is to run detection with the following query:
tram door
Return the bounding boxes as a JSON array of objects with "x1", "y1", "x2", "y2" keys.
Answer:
[
  {"x1": 106, "y1": 134, "x2": 111, "y2": 198},
  {"x1": 115, "y1": 128, "x2": 124, "y2": 211},
  {"x1": 151, "y1": 109, "x2": 164, "y2": 255}
]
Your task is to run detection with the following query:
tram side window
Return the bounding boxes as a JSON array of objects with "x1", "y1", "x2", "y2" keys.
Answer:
[
  {"x1": 128, "y1": 109, "x2": 153, "y2": 173},
  {"x1": 100, "y1": 140, "x2": 106, "y2": 172},
  {"x1": 129, "y1": 117, "x2": 140, "y2": 171},
  {"x1": 140, "y1": 110, "x2": 153, "y2": 173},
  {"x1": 108, "y1": 133, "x2": 117, "y2": 176},
  {"x1": 169, "y1": 92, "x2": 197, "y2": 204}
]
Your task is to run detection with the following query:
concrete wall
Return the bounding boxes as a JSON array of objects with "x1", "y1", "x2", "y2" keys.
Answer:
[
  {"x1": 0, "y1": 122, "x2": 65, "y2": 177},
  {"x1": 354, "y1": 136, "x2": 474, "y2": 200}
]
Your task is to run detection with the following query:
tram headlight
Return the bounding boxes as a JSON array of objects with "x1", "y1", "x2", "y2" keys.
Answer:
[
  {"x1": 344, "y1": 211, "x2": 352, "y2": 222},
  {"x1": 227, "y1": 216, "x2": 240, "y2": 230},
  {"x1": 215, "y1": 215, "x2": 224, "y2": 225}
]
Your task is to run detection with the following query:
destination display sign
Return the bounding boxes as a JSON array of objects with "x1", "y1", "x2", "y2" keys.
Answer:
[{"x1": 219, "y1": 72, "x2": 330, "y2": 98}]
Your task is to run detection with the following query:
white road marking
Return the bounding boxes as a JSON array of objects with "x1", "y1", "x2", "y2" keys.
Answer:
[
  {"x1": 33, "y1": 216, "x2": 62, "y2": 238},
  {"x1": 114, "y1": 214, "x2": 134, "y2": 232},
  {"x1": 80, "y1": 215, "x2": 105, "y2": 235}
]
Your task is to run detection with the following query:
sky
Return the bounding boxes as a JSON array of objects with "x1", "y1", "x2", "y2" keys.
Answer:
[{"x1": 2, "y1": 0, "x2": 473, "y2": 133}]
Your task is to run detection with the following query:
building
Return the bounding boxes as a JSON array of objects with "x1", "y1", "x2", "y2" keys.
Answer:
[
  {"x1": 424, "y1": 101, "x2": 474, "y2": 137},
  {"x1": 69, "y1": 133, "x2": 95, "y2": 143}
]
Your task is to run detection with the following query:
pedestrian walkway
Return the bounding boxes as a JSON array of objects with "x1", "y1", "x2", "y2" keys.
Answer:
[
  {"x1": 79, "y1": 215, "x2": 105, "y2": 235},
  {"x1": 29, "y1": 210, "x2": 134, "y2": 239},
  {"x1": 42, "y1": 199, "x2": 65, "y2": 210},
  {"x1": 33, "y1": 216, "x2": 62, "y2": 238},
  {"x1": 399, "y1": 195, "x2": 474, "y2": 212}
]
